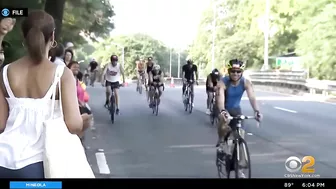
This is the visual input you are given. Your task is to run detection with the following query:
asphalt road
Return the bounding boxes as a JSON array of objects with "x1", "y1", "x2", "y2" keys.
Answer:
[{"x1": 83, "y1": 84, "x2": 336, "y2": 178}]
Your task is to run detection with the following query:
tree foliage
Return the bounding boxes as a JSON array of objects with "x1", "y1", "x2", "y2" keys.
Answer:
[
  {"x1": 188, "y1": 0, "x2": 335, "y2": 79},
  {"x1": 1, "y1": 0, "x2": 115, "y2": 64},
  {"x1": 91, "y1": 34, "x2": 187, "y2": 79}
]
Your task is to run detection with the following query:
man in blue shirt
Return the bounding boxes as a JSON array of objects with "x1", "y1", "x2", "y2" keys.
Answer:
[{"x1": 215, "y1": 59, "x2": 262, "y2": 146}]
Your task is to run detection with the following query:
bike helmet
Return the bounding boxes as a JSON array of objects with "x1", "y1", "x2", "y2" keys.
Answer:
[
  {"x1": 212, "y1": 68, "x2": 219, "y2": 75},
  {"x1": 110, "y1": 55, "x2": 118, "y2": 62},
  {"x1": 187, "y1": 59, "x2": 193, "y2": 64},
  {"x1": 153, "y1": 64, "x2": 160, "y2": 70},
  {"x1": 148, "y1": 56, "x2": 153, "y2": 61},
  {"x1": 226, "y1": 59, "x2": 245, "y2": 70}
]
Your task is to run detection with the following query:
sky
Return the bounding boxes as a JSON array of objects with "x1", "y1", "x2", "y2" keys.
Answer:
[{"x1": 109, "y1": 0, "x2": 210, "y2": 49}]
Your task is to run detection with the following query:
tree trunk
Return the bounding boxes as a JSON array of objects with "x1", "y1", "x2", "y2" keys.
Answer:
[{"x1": 44, "y1": 0, "x2": 66, "y2": 42}]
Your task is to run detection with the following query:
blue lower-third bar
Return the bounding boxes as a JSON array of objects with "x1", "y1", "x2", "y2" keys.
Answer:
[{"x1": 10, "y1": 181, "x2": 62, "y2": 189}]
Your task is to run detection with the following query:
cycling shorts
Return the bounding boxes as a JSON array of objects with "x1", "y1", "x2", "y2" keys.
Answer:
[
  {"x1": 150, "y1": 82, "x2": 164, "y2": 87},
  {"x1": 105, "y1": 81, "x2": 120, "y2": 89},
  {"x1": 138, "y1": 70, "x2": 146, "y2": 76},
  {"x1": 206, "y1": 85, "x2": 217, "y2": 92}
]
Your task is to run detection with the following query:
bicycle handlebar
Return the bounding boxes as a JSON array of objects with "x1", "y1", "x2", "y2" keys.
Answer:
[
  {"x1": 227, "y1": 115, "x2": 261, "y2": 128},
  {"x1": 227, "y1": 115, "x2": 255, "y2": 121}
]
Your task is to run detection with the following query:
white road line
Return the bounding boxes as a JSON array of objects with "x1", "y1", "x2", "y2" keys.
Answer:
[
  {"x1": 95, "y1": 151, "x2": 111, "y2": 174},
  {"x1": 273, "y1": 106, "x2": 297, "y2": 113},
  {"x1": 168, "y1": 144, "x2": 214, "y2": 148},
  {"x1": 168, "y1": 142, "x2": 257, "y2": 149}
]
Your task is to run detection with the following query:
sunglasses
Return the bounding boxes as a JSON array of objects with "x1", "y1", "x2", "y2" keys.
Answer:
[{"x1": 230, "y1": 70, "x2": 242, "y2": 74}]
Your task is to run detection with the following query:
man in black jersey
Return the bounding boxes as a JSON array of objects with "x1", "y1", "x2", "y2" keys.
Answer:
[
  {"x1": 205, "y1": 68, "x2": 222, "y2": 115},
  {"x1": 88, "y1": 59, "x2": 99, "y2": 87},
  {"x1": 182, "y1": 59, "x2": 198, "y2": 106},
  {"x1": 145, "y1": 57, "x2": 154, "y2": 101}
]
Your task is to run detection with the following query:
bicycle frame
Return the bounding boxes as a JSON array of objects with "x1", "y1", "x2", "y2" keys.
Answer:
[
  {"x1": 183, "y1": 81, "x2": 194, "y2": 113},
  {"x1": 184, "y1": 81, "x2": 193, "y2": 102},
  {"x1": 151, "y1": 85, "x2": 160, "y2": 115}
]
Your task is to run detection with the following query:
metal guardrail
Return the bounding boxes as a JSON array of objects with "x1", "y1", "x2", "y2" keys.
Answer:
[
  {"x1": 244, "y1": 70, "x2": 336, "y2": 95},
  {"x1": 160, "y1": 70, "x2": 336, "y2": 96}
]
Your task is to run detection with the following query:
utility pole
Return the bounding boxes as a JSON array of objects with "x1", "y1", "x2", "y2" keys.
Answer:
[
  {"x1": 211, "y1": 3, "x2": 217, "y2": 71},
  {"x1": 177, "y1": 50, "x2": 181, "y2": 78},
  {"x1": 169, "y1": 48, "x2": 172, "y2": 77},
  {"x1": 263, "y1": 0, "x2": 270, "y2": 70}
]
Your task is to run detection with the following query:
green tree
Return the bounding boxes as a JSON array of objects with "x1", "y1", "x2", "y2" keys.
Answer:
[
  {"x1": 294, "y1": 0, "x2": 336, "y2": 80},
  {"x1": 1, "y1": 0, "x2": 115, "y2": 64},
  {"x1": 92, "y1": 34, "x2": 174, "y2": 79}
]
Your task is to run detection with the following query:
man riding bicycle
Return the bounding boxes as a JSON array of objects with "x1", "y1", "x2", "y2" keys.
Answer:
[
  {"x1": 215, "y1": 59, "x2": 262, "y2": 147},
  {"x1": 101, "y1": 55, "x2": 125, "y2": 115},
  {"x1": 88, "y1": 58, "x2": 98, "y2": 87},
  {"x1": 146, "y1": 56, "x2": 154, "y2": 100},
  {"x1": 148, "y1": 64, "x2": 164, "y2": 108},
  {"x1": 206, "y1": 68, "x2": 222, "y2": 115},
  {"x1": 136, "y1": 59, "x2": 146, "y2": 91},
  {"x1": 182, "y1": 59, "x2": 198, "y2": 106}
]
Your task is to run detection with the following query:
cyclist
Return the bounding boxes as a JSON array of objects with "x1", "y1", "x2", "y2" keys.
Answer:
[
  {"x1": 215, "y1": 59, "x2": 262, "y2": 147},
  {"x1": 148, "y1": 64, "x2": 164, "y2": 108},
  {"x1": 136, "y1": 59, "x2": 146, "y2": 91},
  {"x1": 182, "y1": 59, "x2": 198, "y2": 106},
  {"x1": 205, "y1": 68, "x2": 222, "y2": 115},
  {"x1": 88, "y1": 58, "x2": 98, "y2": 86},
  {"x1": 101, "y1": 55, "x2": 125, "y2": 115},
  {"x1": 145, "y1": 56, "x2": 154, "y2": 101}
]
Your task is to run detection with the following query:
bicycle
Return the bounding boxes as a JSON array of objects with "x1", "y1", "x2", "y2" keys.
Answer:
[
  {"x1": 209, "y1": 91, "x2": 218, "y2": 125},
  {"x1": 136, "y1": 72, "x2": 146, "y2": 94},
  {"x1": 183, "y1": 80, "x2": 194, "y2": 113},
  {"x1": 150, "y1": 84, "x2": 161, "y2": 116},
  {"x1": 108, "y1": 83, "x2": 123, "y2": 124},
  {"x1": 216, "y1": 115, "x2": 259, "y2": 179}
]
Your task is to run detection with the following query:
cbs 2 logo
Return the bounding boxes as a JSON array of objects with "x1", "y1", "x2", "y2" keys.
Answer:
[{"x1": 285, "y1": 156, "x2": 315, "y2": 173}]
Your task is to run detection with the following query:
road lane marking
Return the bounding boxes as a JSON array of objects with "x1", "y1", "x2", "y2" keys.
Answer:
[
  {"x1": 168, "y1": 144, "x2": 214, "y2": 148},
  {"x1": 168, "y1": 142, "x2": 257, "y2": 149},
  {"x1": 273, "y1": 106, "x2": 297, "y2": 113},
  {"x1": 95, "y1": 151, "x2": 111, "y2": 174}
]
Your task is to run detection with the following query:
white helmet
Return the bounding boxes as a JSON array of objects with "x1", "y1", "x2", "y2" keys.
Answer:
[
  {"x1": 153, "y1": 64, "x2": 160, "y2": 70},
  {"x1": 65, "y1": 42, "x2": 74, "y2": 49}
]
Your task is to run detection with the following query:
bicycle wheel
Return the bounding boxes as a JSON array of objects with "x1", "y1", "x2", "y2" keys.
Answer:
[
  {"x1": 216, "y1": 148, "x2": 227, "y2": 178},
  {"x1": 210, "y1": 101, "x2": 214, "y2": 124},
  {"x1": 139, "y1": 84, "x2": 142, "y2": 94},
  {"x1": 110, "y1": 94, "x2": 115, "y2": 124},
  {"x1": 152, "y1": 96, "x2": 156, "y2": 114},
  {"x1": 231, "y1": 138, "x2": 251, "y2": 178},
  {"x1": 155, "y1": 98, "x2": 159, "y2": 116},
  {"x1": 184, "y1": 92, "x2": 188, "y2": 112},
  {"x1": 188, "y1": 92, "x2": 193, "y2": 114}
]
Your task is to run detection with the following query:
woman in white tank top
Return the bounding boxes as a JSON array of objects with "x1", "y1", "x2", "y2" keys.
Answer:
[{"x1": 0, "y1": 11, "x2": 83, "y2": 178}]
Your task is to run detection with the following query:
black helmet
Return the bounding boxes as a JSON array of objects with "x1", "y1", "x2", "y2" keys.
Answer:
[
  {"x1": 147, "y1": 56, "x2": 153, "y2": 61},
  {"x1": 111, "y1": 55, "x2": 118, "y2": 62},
  {"x1": 187, "y1": 59, "x2": 193, "y2": 64},
  {"x1": 226, "y1": 59, "x2": 245, "y2": 70},
  {"x1": 212, "y1": 68, "x2": 219, "y2": 75}
]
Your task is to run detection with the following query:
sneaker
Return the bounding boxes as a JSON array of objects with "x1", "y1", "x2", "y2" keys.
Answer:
[
  {"x1": 206, "y1": 109, "x2": 211, "y2": 115},
  {"x1": 238, "y1": 170, "x2": 246, "y2": 178}
]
